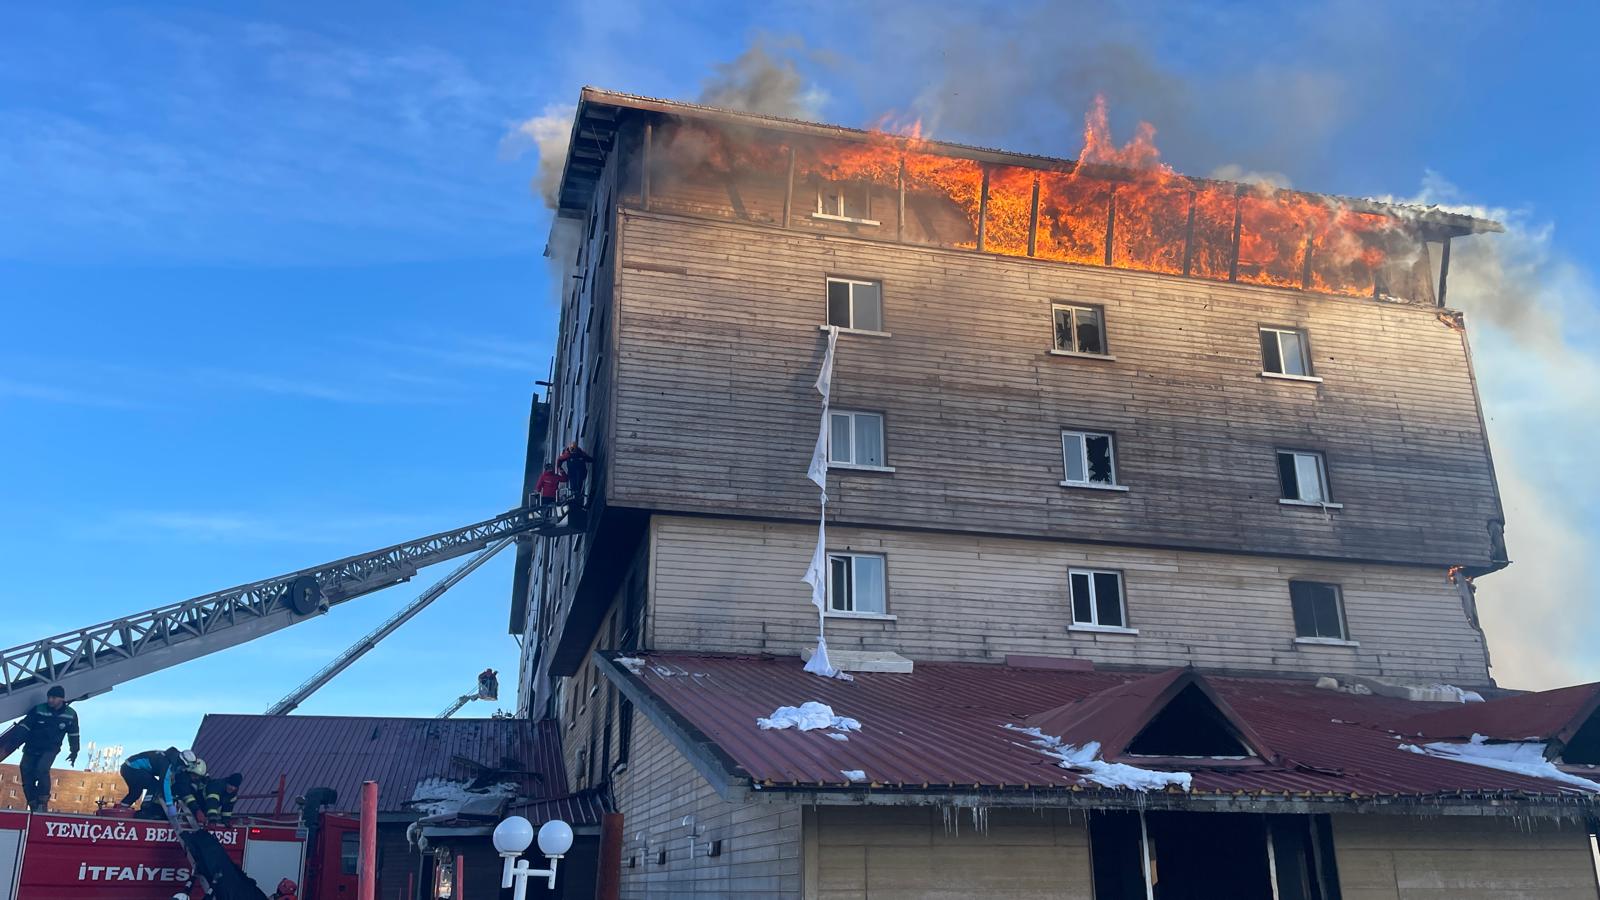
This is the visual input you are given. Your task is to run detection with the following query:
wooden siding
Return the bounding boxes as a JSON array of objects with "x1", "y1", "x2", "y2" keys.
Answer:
[
  {"x1": 646, "y1": 516, "x2": 1491, "y2": 683},
  {"x1": 807, "y1": 806, "x2": 1093, "y2": 900},
  {"x1": 609, "y1": 211, "x2": 1501, "y2": 567},
  {"x1": 1332, "y1": 814, "x2": 1597, "y2": 899},
  {"x1": 616, "y1": 717, "x2": 803, "y2": 899}
]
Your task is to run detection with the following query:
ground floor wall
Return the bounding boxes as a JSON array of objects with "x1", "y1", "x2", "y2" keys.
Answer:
[
  {"x1": 1331, "y1": 814, "x2": 1598, "y2": 899},
  {"x1": 806, "y1": 806, "x2": 1092, "y2": 900},
  {"x1": 615, "y1": 717, "x2": 802, "y2": 898},
  {"x1": 646, "y1": 515, "x2": 1491, "y2": 684}
]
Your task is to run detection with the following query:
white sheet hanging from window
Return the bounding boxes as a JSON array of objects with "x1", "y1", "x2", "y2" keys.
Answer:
[{"x1": 803, "y1": 326, "x2": 841, "y2": 678}]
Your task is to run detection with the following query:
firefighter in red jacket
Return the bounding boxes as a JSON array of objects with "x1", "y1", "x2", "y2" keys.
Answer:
[
  {"x1": 533, "y1": 463, "x2": 565, "y2": 513},
  {"x1": 557, "y1": 442, "x2": 593, "y2": 507}
]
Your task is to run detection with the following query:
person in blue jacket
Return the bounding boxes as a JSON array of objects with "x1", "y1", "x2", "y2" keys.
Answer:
[{"x1": 12, "y1": 686, "x2": 80, "y2": 811}]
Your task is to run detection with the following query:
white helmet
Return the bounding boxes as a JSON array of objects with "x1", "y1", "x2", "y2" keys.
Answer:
[
  {"x1": 189, "y1": 758, "x2": 208, "y2": 777},
  {"x1": 180, "y1": 750, "x2": 198, "y2": 766}
]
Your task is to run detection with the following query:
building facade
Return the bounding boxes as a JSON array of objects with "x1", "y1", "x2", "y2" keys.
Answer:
[{"x1": 512, "y1": 89, "x2": 1599, "y2": 899}]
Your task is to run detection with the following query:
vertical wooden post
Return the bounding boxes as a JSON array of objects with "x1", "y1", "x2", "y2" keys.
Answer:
[
  {"x1": 896, "y1": 157, "x2": 906, "y2": 242},
  {"x1": 641, "y1": 123, "x2": 653, "y2": 211},
  {"x1": 1300, "y1": 235, "x2": 1315, "y2": 290},
  {"x1": 597, "y1": 812, "x2": 625, "y2": 900},
  {"x1": 359, "y1": 781, "x2": 378, "y2": 900},
  {"x1": 976, "y1": 166, "x2": 990, "y2": 253},
  {"x1": 1027, "y1": 176, "x2": 1041, "y2": 257},
  {"x1": 1228, "y1": 190, "x2": 1244, "y2": 282},
  {"x1": 1181, "y1": 191, "x2": 1197, "y2": 277},
  {"x1": 1437, "y1": 237, "x2": 1453, "y2": 307},
  {"x1": 1103, "y1": 190, "x2": 1117, "y2": 267},
  {"x1": 782, "y1": 145, "x2": 796, "y2": 228}
]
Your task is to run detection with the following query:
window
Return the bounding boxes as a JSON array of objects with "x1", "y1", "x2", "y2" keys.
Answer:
[
  {"x1": 1069, "y1": 569, "x2": 1127, "y2": 629},
  {"x1": 815, "y1": 182, "x2": 877, "y2": 224},
  {"x1": 1290, "y1": 581, "x2": 1348, "y2": 641},
  {"x1": 829, "y1": 410, "x2": 886, "y2": 468},
  {"x1": 1052, "y1": 304, "x2": 1108, "y2": 355},
  {"x1": 340, "y1": 832, "x2": 360, "y2": 876},
  {"x1": 826, "y1": 278, "x2": 883, "y2": 332},
  {"x1": 1061, "y1": 430, "x2": 1118, "y2": 487},
  {"x1": 827, "y1": 552, "x2": 886, "y2": 614},
  {"x1": 1277, "y1": 450, "x2": 1331, "y2": 503},
  {"x1": 1260, "y1": 327, "x2": 1313, "y2": 377}
]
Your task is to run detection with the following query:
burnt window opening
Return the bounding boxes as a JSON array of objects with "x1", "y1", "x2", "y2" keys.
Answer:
[
  {"x1": 1290, "y1": 581, "x2": 1349, "y2": 641},
  {"x1": 1277, "y1": 450, "x2": 1331, "y2": 504},
  {"x1": 1260, "y1": 326, "x2": 1312, "y2": 377},
  {"x1": 1089, "y1": 811, "x2": 1339, "y2": 900},
  {"x1": 1559, "y1": 710, "x2": 1600, "y2": 765},
  {"x1": 1125, "y1": 683, "x2": 1252, "y2": 758},
  {"x1": 1053, "y1": 303, "x2": 1108, "y2": 355}
]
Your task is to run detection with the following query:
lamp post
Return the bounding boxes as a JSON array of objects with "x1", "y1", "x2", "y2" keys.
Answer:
[{"x1": 493, "y1": 816, "x2": 574, "y2": 899}]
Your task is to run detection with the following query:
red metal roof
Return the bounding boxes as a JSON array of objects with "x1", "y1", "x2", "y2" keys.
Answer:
[
  {"x1": 1400, "y1": 681, "x2": 1600, "y2": 743},
  {"x1": 603, "y1": 652, "x2": 1600, "y2": 806},
  {"x1": 191, "y1": 715, "x2": 566, "y2": 816}
]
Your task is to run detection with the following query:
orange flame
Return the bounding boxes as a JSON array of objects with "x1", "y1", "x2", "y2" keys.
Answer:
[{"x1": 660, "y1": 97, "x2": 1420, "y2": 299}]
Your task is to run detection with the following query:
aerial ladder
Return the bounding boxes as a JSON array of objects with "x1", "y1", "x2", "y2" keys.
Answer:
[
  {"x1": 438, "y1": 668, "x2": 500, "y2": 718},
  {"x1": 0, "y1": 502, "x2": 584, "y2": 722}
]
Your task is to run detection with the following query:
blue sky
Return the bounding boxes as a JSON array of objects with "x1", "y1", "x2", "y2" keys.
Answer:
[{"x1": 2, "y1": 1, "x2": 1597, "y2": 762}]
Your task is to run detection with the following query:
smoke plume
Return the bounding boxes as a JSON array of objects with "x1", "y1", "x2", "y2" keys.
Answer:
[
  {"x1": 501, "y1": 102, "x2": 577, "y2": 209},
  {"x1": 697, "y1": 38, "x2": 827, "y2": 120}
]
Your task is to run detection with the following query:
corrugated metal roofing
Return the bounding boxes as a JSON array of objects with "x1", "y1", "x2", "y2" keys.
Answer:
[
  {"x1": 1400, "y1": 681, "x2": 1600, "y2": 743},
  {"x1": 191, "y1": 715, "x2": 566, "y2": 815},
  {"x1": 607, "y1": 653, "x2": 1600, "y2": 804}
]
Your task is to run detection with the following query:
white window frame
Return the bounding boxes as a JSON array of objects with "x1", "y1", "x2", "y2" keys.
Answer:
[
  {"x1": 1066, "y1": 568, "x2": 1135, "y2": 634},
  {"x1": 1060, "y1": 430, "x2": 1126, "y2": 490},
  {"x1": 1289, "y1": 580, "x2": 1357, "y2": 646},
  {"x1": 1277, "y1": 450, "x2": 1341, "y2": 508},
  {"x1": 1259, "y1": 326, "x2": 1321, "y2": 382},
  {"x1": 825, "y1": 277, "x2": 887, "y2": 335},
  {"x1": 813, "y1": 182, "x2": 880, "y2": 226},
  {"x1": 828, "y1": 410, "x2": 893, "y2": 471},
  {"x1": 826, "y1": 551, "x2": 890, "y2": 617},
  {"x1": 1051, "y1": 303, "x2": 1113, "y2": 358}
]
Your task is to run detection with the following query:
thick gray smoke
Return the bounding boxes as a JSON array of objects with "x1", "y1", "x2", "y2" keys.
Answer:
[{"x1": 697, "y1": 39, "x2": 827, "y2": 120}]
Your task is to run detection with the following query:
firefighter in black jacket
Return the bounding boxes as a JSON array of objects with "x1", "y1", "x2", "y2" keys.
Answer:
[
  {"x1": 119, "y1": 747, "x2": 206, "y2": 817},
  {"x1": 203, "y1": 772, "x2": 244, "y2": 826},
  {"x1": 12, "y1": 685, "x2": 80, "y2": 811}
]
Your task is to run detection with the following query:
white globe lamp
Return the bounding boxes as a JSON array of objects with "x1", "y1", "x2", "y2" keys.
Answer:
[
  {"x1": 538, "y1": 819, "x2": 574, "y2": 858},
  {"x1": 493, "y1": 816, "x2": 534, "y2": 855},
  {"x1": 496, "y1": 815, "x2": 572, "y2": 898}
]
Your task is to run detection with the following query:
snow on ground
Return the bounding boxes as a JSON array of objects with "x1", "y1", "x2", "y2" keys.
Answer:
[
  {"x1": 1401, "y1": 734, "x2": 1600, "y2": 792},
  {"x1": 616, "y1": 657, "x2": 646, "y2": 675},
  {"x1": 825, "y1": 733, "x2": 850, "y2": 742},
  {"x1": 1426, "y1": 684, "x2": 1485, "y2": 703},
  {"x1": 757, "y1": 701, "x2": 862, "y2": 734},
  {"x1": 840, "y1": 769, "x2": 867, "y2": 783},
  {"x1": 1005, "y1": 725, "x2": 1192, "y2": 792},
  {"x1": 408, "y1": 778, "x2": 519, "y2": 817}
]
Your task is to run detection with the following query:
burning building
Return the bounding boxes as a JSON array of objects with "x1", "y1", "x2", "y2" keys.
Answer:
[{"x1": 511, "y1": 88, "x2": 1600, "y2": 898}]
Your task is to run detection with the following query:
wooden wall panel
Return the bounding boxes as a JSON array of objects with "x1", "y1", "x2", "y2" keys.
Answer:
[
  {"x1": 1331, "y1": 814, "x2": 1597, "y2": 899},
  {"x1": 610, "y1": 211, "x2": 1501, "y2": 567},
  {"x1": 646, "y1": 516, "x2": 1491, "y2": 684}
]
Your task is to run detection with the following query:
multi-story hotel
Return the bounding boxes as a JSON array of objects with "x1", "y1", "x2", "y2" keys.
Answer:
[{"x1": 511, "y1": 88, "x2": 1599, "y2": 899}]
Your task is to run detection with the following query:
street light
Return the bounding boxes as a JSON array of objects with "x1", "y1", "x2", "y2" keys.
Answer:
[{"x1": 494, "y1": 816, "x2": 574, "y2": 898}]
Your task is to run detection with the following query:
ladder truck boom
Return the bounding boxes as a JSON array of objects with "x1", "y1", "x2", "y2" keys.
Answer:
[{"x1": 0, "y1": 506, "x2": 569, "y2": 721}]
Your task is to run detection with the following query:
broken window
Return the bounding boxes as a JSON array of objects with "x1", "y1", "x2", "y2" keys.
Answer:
[
  {"x1": 1089, "y1": 811, "x2": 1340, "y2": 900},
  {"x1": 1260, "y1": 326, "x2": 1313, "y2": 377},
  {"x1": 815, "y1": 181, "x2": 877, "y2": 223},
  {"x1": 827, "y1": 552, "x2": 886, "y2": 614},
  {"x1": 1290, "y1": 581, "x2": 1348, "y2": 641},
  {"x1": 1053, "y1": 303, "x2": 1108, "y2": 355},
  {"x1": 1069, "y1": 568, "x2": 1126, "y2": 629},
  {"x1": 1277, "y1": 450, "x2": 1330, "y2": 503},
  {"x1": 826, "y1": 278, "x2": 884, "y2": 331},
  {"x1": 1062, "y1": 430, "x2": 1118, "y2": 487},
  {"x1": 829, "y1": 410, "x2": 886, "y2": 468}
]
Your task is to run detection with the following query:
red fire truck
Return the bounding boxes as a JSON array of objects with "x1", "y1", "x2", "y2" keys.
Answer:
[{"x1": 0, "y1": 808, "x2": 364, "y2": 900}]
